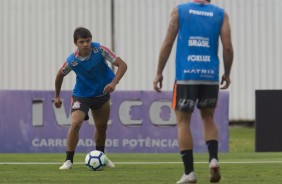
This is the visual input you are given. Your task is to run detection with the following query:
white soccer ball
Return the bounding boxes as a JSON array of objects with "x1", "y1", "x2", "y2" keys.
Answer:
[{"x1": 85, "y1": 150, "x2": 107, "y2": 171}]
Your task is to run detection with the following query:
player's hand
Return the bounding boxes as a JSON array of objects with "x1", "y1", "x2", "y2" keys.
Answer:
[
  {"x1": 153, "y1": 74, "x2": 163, "y2": 93},
  {"x1": 220, "y1": 74, "x2": 231, "y2": 89},
  {"x1": 104, "y1": 82, "x2": 116, "y2": 93},
  {"x1": 54, "y1": 97, "x2": 62, "y2": 108}
]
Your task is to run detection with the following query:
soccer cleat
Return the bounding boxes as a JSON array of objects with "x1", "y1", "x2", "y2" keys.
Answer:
[
  {"x1": 209, "y1": 159, "x2": 221, "y2": 183},
  {"x1": 176, "y1": 172, "x2": 197, "y2": 184},
  {"x1": 105, "y1": 157, "x2": 115, "y2": 168},
  {"x1": 59, "y1": 160, "x2": 73, "y2": 170}
]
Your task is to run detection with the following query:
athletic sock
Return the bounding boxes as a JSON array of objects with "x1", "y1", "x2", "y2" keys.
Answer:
[
  {"x1": 96, "y1": 146, "x2": 105, "y2": 153},
  {"x1": 66, "y1": 151, "x2": 75, "y2": 163},
  {"x1": 180, "y1": 149, "x2": 194, "y2": 175},
  {"x1": 206, "y1": 140, "x2": 218, "y2": 162}
]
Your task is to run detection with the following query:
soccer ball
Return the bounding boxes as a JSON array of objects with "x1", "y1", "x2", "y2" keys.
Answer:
[{"x1": 85, "y1": 150, "x2": 107, "y2": 171}]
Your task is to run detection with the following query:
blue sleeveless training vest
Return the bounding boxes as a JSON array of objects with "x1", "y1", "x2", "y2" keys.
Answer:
[
  {"x1": 66, "y1": 42, "x2": 115, "y2": 97},
  {"x1": 175, "y1": 2, "x2": 224, "y2": 82}
]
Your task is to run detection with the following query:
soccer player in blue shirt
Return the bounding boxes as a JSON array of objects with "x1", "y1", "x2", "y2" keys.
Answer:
[
  {"x1": 153, "y1": 0, "x2": 233, "y2": 183},
  {"x1": 54, "y1": 27, "x2": 127, "y2": 170}
]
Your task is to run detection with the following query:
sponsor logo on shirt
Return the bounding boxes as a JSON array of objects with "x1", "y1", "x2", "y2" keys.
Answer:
[
  {"x1": 184, "y1": 69, "x2": 215, "y2": 75},
  {"x1": 188, "y1": 37, "x2": 210, "y2": 48},
  {"x1": 189, "y1": 9, "x2": 213, "y2": 17},
  {"x1": 187, "y1": 55, "x2": 211, "y2": 62}
]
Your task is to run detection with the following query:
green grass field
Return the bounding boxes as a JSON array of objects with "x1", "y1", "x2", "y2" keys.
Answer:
[{"x1": 1, "y1": 126, "x2": 282, "y2": 184}]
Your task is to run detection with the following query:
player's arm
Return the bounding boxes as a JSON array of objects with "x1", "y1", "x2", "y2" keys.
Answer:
[
  {"x1": 154, "y1": 6, "x2": 179, "y2": 92},
  {"x1": 220, "y1": 11, "x2": 234, "y2": 90},
  {"x1": 110, "y1": 57, "x2": 127, "y2": 84},
  {"x1": 54, "y1": 62, "x2": 72, "y2": 108},
  {"x1": 100, "y1": 45, "x2": 127, "y2": 93}
]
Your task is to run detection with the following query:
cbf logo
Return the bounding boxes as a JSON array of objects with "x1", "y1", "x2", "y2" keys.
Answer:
[
  {"x1": 93, "y1": 47, "x2": 99, "y2": 53},
  {"x1": 71, "y1": 61, "x2": 78, "y2": 66}
]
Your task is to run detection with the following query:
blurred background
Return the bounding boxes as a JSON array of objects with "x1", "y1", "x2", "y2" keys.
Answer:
[{"x1": 1, "y1": 0, "x2": 282, "y2": 122}]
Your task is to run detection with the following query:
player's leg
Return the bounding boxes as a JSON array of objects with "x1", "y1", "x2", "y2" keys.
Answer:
[
  {"x1": 91, "y1": 100, "x2": 110, "y2": 153},
  {"x1": 59, "y1": 110, "x2": 86, "y2": 169},
  {"x1": 175, "y1": 110, "x2": 197, "y2": 183},
  {"x1": 59, "y1": 97, "x2": 88, "y2": 170},
  {"x1": 91, "y1": 99, "x2": 115, "y2": 168},
  {"x1": 176, "y1": 110, "x2": 193, "y2": 151},
  {"x1": 200, "y1": 108, "x2": 218, "y2": 159},
  {"x1": 200, "y1": 108, "x2": 221, "y2": 183},
  {"x1": 173, "y1": 83, "x2": 197, "y2": 183},
  {"x1": 198, "y1": 85, "x2": 221, "y2": 182},
  {"x1": 67, "y1": 110, "x2": 86, "y2": 154}
]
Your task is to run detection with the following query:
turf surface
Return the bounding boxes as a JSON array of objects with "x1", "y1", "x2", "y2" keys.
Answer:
[{"x1": 1, "y1": 126, "x2": 282, "y2": 184}]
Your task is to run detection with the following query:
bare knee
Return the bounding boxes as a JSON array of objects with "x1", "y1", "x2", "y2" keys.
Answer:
[
  {"x1": 70, "y1": 121, "x2": 83, "y2": 133},
  {"x1": 200, "y1": 108, "x2": 215, "y2": 122}
]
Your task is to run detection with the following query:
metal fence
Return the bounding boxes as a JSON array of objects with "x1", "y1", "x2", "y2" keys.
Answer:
[{"x1": 1, "y1": 0, "x2": 282, "y2": 121}]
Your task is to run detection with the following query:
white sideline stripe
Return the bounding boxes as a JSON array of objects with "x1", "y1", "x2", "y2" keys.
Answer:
[{"x1": 0, "y1": 161, "x2": 282, "y2": 165}]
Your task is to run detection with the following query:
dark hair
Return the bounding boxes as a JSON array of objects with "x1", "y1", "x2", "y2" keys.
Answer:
[
  {"x1": 206, "y1": 0, "x2": 211, "y2": 2},
  {"x1": 73, "y1": 27, "x2": 92, "y2": 43}
]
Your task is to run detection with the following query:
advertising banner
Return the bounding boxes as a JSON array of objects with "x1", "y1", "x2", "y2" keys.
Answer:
[{"x1": 0, "y1": 90, "x2": 229, "y2": 153}]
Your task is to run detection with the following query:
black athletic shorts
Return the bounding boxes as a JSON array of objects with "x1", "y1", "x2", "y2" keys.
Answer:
[
  {"x1": 172, "y1": 83, "x2": 219, "y2": 112},
  {"x1": 71, "y1": 93, "x2": 110, "y2": 120}
]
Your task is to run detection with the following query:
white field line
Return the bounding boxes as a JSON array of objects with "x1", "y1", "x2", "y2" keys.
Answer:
[{"x1": 0, "y1": 161, "x2": 282, "y2": 165}]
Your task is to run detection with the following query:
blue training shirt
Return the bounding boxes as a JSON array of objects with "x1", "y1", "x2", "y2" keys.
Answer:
[
  {"x1": 66, "y1": 42, "x2": 115, "y2": 97},
  {"x1": 175, "y1": 2, "x2": 224, "y2": 82}
]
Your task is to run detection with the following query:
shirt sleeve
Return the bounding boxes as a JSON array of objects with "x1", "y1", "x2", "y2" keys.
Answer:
[
  {"x1": 59, "y1": 61, "x2": 72, "y2": 76},
  {"x1": 100, "y1": 45, "x2": 118, "y2": 63}
]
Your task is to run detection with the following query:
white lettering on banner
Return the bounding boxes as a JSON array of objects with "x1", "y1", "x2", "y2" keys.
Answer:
[
  {"x1": 149, "y1": 101, "x2": 176, "y2": 126},
  {"x1": 32, "y1": 99, "x2": 44, "y2": 126},
  {"x1": 33, "y1": 99, "x2": 111, "y2": 126},
  {"x1": 189, "y1": 9, "x2": 213, "y2": 17},
  {"x1": 77, "y1": 139, "x2": 94, "y2": 147},
  {"x1": 32, "y1": 138, "x2": 120, "y2": 147},
  {"x1": 51, "y1": 102, "x2": 70, "y2": 126},
  {"x1": 32, "y1": 138, "x2": 178, "y2": 148},
  {"x1": 32, "y1": 138, "x2": 67, "y2": 147},
  {"x1": 122, "y1": 138, "x2": 178, "y2": 148},
  {"x1": 187, "y1": 55, "x2": 211, "y2": 62},
  {"x1": 119, "y1": 101, "x2": 143, "y2": 126},
  {"x1": 105, "y1": 139, "x2": 119, "y2": 147},
  {"x1": 32, "y1": 98, "x2": 175, "y2": 127}
]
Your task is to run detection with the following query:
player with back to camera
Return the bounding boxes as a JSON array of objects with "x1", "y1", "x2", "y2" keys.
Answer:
[
  {"x1": 54, "y1": 27, "x2": 127, "y2": 170},
  {"x1": 153, "y1": 0, "x2": 233, "y2": 183}
]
